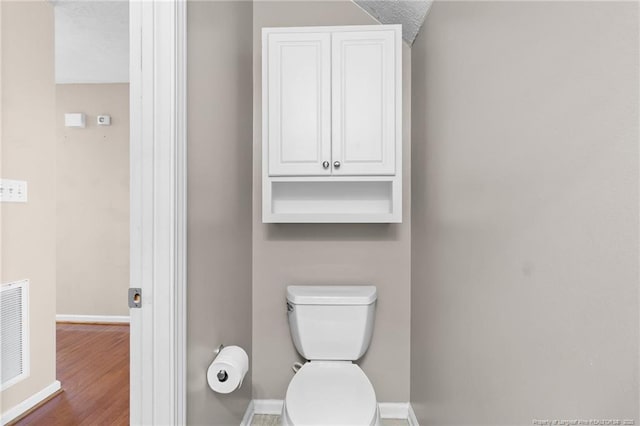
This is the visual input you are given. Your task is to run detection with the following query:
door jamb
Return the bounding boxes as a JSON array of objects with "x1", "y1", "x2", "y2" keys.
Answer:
[{"x1": 129, "y1": 1, "x2": 187, "y2": 424}]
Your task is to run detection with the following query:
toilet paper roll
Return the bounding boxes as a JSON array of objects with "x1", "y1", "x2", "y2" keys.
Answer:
[{"x1": 207, "y1": 346, "x2": 249, "y2": 394}]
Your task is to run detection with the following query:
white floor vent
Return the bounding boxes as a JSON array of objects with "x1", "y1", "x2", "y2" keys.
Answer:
[{"x1": 1, "y1": 279, "x2": 30, "y2": 390}]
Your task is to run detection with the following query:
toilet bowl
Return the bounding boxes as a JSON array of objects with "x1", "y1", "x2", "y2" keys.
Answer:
[
  {"x1": 282, "y1": 286, "x2": 380, "y2": 426},
  {"x1": 281, "y1": 361, "x2": 380, "y2": 426}
]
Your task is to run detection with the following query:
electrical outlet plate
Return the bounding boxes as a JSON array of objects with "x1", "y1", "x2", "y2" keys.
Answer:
[{"x1": 0, "y1": 179, "x2": 28, "y2": 203}]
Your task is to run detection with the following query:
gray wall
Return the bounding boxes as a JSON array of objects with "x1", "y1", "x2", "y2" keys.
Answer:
[
  {"x1": 411, "y1": 2, "x2": 639, "y2": 425},
  {"x1": 187, "y1": 2, "x2": 253, "y2": 424},
  {"x1": 252, "y1": 1, "x2": 412, "y2": 402}
]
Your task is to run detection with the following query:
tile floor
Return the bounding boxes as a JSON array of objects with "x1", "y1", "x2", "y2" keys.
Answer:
[{"x1": 251, "y1": 414, "x2": 409, "y2": 426}]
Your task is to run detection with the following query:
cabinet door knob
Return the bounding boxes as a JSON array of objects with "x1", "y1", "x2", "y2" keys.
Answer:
[
  {"x1": 333, "y1": 161, "x2": 341, "y2": 168},
  {"x1": 322, "y1": 161, "x2": 330, "y2": 169}
]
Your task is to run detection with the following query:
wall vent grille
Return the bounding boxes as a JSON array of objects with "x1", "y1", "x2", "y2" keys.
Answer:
[{"x1": 1, "y1": 280, "x2": 30, "y2": 390}]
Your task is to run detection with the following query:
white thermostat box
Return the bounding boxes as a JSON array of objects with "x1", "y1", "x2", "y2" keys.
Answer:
[
  {"x1": 64, "y1": 113, "x2": 85, "y2": 128},
  {"x1": 97, "y1": 115, "x2": 111, "y2": 126}
]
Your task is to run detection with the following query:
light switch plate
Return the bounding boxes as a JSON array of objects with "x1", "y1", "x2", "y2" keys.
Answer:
[{"x1": 0, "y1": 179, "x2": 28, "y2": 203}]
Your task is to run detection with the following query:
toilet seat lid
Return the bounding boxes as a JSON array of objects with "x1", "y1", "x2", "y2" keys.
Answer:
[{"x1": 285, "y1": 362, "x2": 377, "y2": 426}]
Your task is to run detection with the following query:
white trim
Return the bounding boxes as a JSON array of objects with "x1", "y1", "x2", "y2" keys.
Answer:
[
  {"x1": 129, "y1": 0, "x2": 187, "y2": 424},
  {"x1": 407, "y1": 403, "x2": 420, "y2": 426},
  {"x1": 128, "y1": 3, "x2": 145, "y2": 423},
  {"x1": 253, "y1": 399, "x2": 285, "y2": 415},
  {"x1": 174, "y1": 0, "x2": 188, "y2": 422},
  {"x1": 56, "y1": 315, "x2": 130, "y2": 324},
  {"x1": 0, "y1": 380, "x2": 61, "y2": 425},
  {"x1": 248, "y1": 400, "x2": 415, "y2": 421},
  {"x1": 262, "y1": 24, "x2": 391, "y2": 34},
  {"x1": 240, "y1": 400, "x2": 255, "y2": 426},
  {"x1": 378, "y1": 402, "x2": 409, "y2": 419}
]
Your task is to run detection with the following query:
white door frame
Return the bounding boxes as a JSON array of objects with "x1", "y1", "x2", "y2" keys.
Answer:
[{"x1": 130, "y1": 1, "x2": 187, "y2": 424}]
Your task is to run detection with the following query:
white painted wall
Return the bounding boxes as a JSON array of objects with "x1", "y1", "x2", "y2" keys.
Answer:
[{"x1": 54, "y1": 1, "x2": 128, "y2": 84}]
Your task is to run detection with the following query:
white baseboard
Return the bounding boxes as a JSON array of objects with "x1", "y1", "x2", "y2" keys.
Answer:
[
  {"x1": 247, "y1": 399, "x2": 417, "y2": 422},
  {"x1": 378, "y1": 402, "x2": 410, "y2": 419},
  {"x1": 408, "y1": 403, "x2": 419, "y2": 426},
  {"x1": 1, "y1": 380, "x2": 61, "y2": 425},
  {"x1": 240, "y1": 400, "x2": 255, "y2": 426},
  {"x1": 253, "y1": 399, "x2": 284, "y2": 415},
  {"x1": 56, "y1": 314, "x2": 130, "y2": 324}
]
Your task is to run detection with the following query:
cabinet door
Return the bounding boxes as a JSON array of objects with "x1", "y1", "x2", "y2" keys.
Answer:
[
  {"x1": 331, "y1": 30, "x2": 397, "y2": 176},
  {"x1": 266, "y1": 32, "x2": 331, "y2": 176}
]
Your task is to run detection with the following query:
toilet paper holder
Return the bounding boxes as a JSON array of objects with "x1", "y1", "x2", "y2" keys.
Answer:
[
  {"x1": 207, "y1": 344, "x2": 249, "y2": 393},
  {"x1": 214, "y1": 344, "x2": 228, "y2": 383}
]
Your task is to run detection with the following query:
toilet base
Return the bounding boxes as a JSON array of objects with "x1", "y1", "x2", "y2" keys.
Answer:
[{"x1": 281, "y1": 401, "x2": 381, "y2": 426}]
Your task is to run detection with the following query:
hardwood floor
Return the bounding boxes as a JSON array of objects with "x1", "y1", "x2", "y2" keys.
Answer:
[{"x1": 13, "y1": 323, "x2": 129, "y2": 426}]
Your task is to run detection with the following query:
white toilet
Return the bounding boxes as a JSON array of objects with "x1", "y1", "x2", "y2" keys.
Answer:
[{"x1": 281, "y1": 285, "x2": 380, "y2": 426}]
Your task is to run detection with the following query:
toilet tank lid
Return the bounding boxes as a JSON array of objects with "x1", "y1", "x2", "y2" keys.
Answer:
[{"x1": 287, "y1": 286, "x2": 377, "y2": 305}]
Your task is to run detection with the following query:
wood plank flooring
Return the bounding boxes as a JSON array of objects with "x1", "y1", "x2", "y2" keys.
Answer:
[{"x1": 13, "y1": 323, "x2": 129, "y2": 426}]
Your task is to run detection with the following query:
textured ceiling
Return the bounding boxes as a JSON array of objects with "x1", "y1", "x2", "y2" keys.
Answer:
[
  {"x1": 353, "y1": 0, "x2": 433, "y2": 45},
  {"x1": 52, "y1": 0, "x2": 429, "y2": 84},
  {"x1": 54, "y1": 0, "x2": 129, "y2": 84}
]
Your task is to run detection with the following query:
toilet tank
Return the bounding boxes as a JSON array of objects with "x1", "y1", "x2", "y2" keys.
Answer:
[{"x1": 286, "y1": 286, "x2": 377, "y2": 361}]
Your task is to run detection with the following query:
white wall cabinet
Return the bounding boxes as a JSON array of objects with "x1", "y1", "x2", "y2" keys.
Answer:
[{"x1": 262, "y1": 25, "x2": 402, "y2": 223}]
